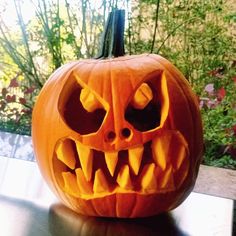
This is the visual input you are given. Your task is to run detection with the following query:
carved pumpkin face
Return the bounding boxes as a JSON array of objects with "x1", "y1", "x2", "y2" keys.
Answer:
[{"x1": 32, "y1": 54, "x2": 203, "y2": 217}]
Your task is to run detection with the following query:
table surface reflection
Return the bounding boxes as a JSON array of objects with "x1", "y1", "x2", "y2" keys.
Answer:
[{"x1": 0, "y1": 157, "x2": 233, "y2": 236}]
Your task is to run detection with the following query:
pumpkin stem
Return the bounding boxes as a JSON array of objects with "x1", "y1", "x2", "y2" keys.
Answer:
[{"x1": 96, "y1": 9, "x2": 125, "y2": 59}]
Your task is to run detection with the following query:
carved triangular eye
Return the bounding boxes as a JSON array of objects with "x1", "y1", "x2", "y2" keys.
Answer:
[
  {"x1": 58, "y1": 75, "x2": 108, "y2": 135},
  {"x1": 125, "y1": 71, "x2": 165, "y2": 132}
]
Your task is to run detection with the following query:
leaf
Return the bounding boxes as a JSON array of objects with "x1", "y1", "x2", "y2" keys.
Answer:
[
  {"x1": 19, "y1": 98, "x2": 27, "y2": 105},
  {"x1": 21, "y1": 109, "x2": 32, "y2": 115},
  {"x1": 227, "y1": 145, "x2": 236, "y2": 159},
  {"x1": 207, "y1": 67, "x2": 224, "y2": 78},
  {"x1": 65, "y1": 33, "x2": 76, "y2": 44},
  {"x1": 0, "y1": 101, "x2": 6, "y2": 110},
  {"x1": 2, "y1": 88, "x2": 8, "y2": 97},
  {"x1": 6, "y1": 95, "x2": 16, "y2": 103},
  {"x1": 217, "y1": 87, "x2": 226, "y2": 101},
  {"x1": 9, "y1": 78, "x2": 19, "y2": 88},
  {"x1": 233, "y1": 125, "x2": 236, "y2": 136},
  {"x1": 24, "y1": 87, "x2": 35, "y2": 94}
]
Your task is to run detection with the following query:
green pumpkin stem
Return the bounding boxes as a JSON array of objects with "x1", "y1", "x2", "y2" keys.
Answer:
[{"x1": 96, "y1": 9, "x2": 125, "y2": 59}]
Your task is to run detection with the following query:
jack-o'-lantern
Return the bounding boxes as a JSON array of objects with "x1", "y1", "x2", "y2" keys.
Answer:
[{"x1": 32, "y1": 10, "x2": 203, "y2": 218}]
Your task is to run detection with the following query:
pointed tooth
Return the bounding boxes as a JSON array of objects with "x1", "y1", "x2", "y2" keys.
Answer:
[
  {"x1": 56, "y1": 139, "x2": 76, "y2": 169},
  {"x1": 128, "y1": 146, "x2": 144, "y2": 175},
  {"x1": 62, "y1": 172, "x2": 79, "y2": 197},
  {"x1": 170, "y1": 132, "x2": 189, "y2": 170},
  {"x1": 76, "y1": 142, "x2": 93, "y2": 181},
  {"x1": 75, "y1": 168, "x2": 93, "y2": 194},
  {"x1": 104, "y1": 152, "x2": 118, "y2": 176},
  {"x1": 116, "y1": 165, "x2": 133, "y2": 190},
  {"x1": 159, "y1": 166, "x2": 175, "y2": 189},
  {"x1": 174, "y1": 146, "x2": 187, "y2": 170},
  {"x1": 93, "y1": 169, "x2": 109, "y2": 193},
  {"x1": 140, "y1": 163, "x2": 157, "y2": 191},
  {"x1": 151, "y1": 133, "x2": 172, "y2": 170}
]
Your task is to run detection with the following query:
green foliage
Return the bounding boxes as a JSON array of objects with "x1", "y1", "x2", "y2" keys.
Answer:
[
  {"x1": 0, "y1": 0, "x2": 235, "y2": 169},
  {"x1": 201, "y1": 72, "x2": 236, "y2": 169},
  {"x1": 0, "y1": 114, "x2": 31, "y2": 136}
]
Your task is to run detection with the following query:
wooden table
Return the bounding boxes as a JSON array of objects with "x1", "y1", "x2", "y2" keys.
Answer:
[{"x1": 0, "y1": 156, "x2": 234, "y2": 236}]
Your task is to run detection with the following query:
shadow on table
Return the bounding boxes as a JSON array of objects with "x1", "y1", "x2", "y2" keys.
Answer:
[
  {"x1": 0, "y1": 195, "x2": 189, "y2": 236},
  {"x1": 49, "y1": 203, "x2": 189, "y2": 236}
]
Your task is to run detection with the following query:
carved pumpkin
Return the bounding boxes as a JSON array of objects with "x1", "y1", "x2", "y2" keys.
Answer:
[{"x1": 32, "y1": 10, "x2": 203, "y2": 217}]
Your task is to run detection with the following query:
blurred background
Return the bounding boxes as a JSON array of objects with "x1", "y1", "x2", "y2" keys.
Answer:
[{"x1": 0, "y1": 0, "x2": 235, "y2": 169}]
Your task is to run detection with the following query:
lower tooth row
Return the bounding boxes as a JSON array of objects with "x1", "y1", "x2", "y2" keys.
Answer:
[
  {"x1": 116, "y1": 165, "x2": 132, "y2": 189},
  {"x1": 62, "y1": 164, "x2": 175, "y2": 196},
  {"x1": 58, "y1": 130, "x2": 189, "y2": 196}
]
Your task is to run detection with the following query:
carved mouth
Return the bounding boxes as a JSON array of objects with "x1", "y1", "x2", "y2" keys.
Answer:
[{"x1": 53, "y1": 131, "x2": 189, "y2": 198}]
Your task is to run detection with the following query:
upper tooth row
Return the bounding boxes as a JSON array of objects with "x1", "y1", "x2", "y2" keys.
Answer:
[
  {"x1": 56, "y1": 140, "x2": 145, "y2": 180},
  {"x1": 56, "y1": 131, "x2": 188, "y2": 184},
  {"x1": 62, "y1": 164, "x2": 175, "y2": 196}
]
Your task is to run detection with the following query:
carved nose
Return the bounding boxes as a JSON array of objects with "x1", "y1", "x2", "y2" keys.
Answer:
[
  {"x1": 105, "y1": 128, "x2": 132, "y2": 143},
  {"x1": 105, "y1": 131, "x2": 116, "y2": 143},
  {"x1": 120, "y1": 128, "x2": 132, "y2": 139}
]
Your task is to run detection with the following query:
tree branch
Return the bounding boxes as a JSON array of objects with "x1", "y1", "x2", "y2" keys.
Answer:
[{"x1": 151, "y1": 0, "x2": 161, "y2": 53}]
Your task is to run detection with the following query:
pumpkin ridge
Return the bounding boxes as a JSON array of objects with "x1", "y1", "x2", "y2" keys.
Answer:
[
  {"x1": 90, "y1": 198, "x2": 101, "y2": 216},
  {"x1": 82, "y1": 59, "x2": 101, "y2": 86},
  {"x1": 157, "y1": 58, "x2": 200, "y2": 143},
  {"x1": 128, "y1": 193, "x2": 138, "y2": 218},
  {"x1": 33, "y1": 61, "x2": 80, "y2": 198},
  {"x1": 148, "y1": 55, "x2": 195, "y2": 144},
  {"x1": 150, "y1": 55, "x2": 203, "y2": 182}
]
